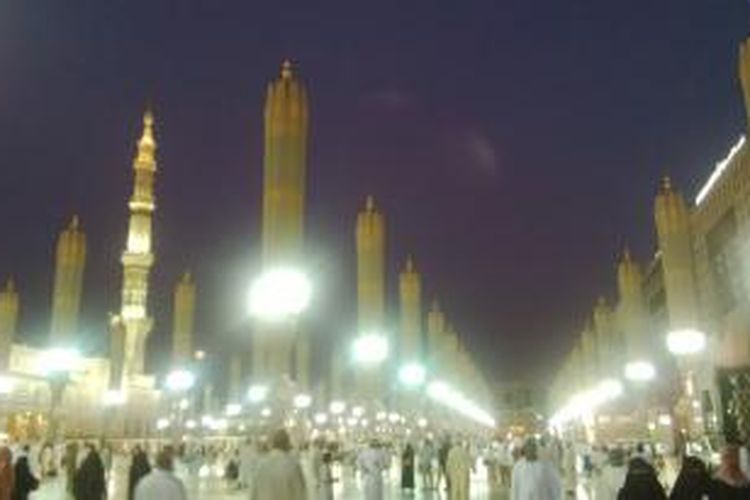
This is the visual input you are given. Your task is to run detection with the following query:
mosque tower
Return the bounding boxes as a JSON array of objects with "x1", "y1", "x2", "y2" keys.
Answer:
[
  {"x1": 355, "y1": 196, "x2": 386, "y2": 398},
  {"x1": 119, "y1": 110, "x2": 158, "y2": 383},
  {"x1": 426, "y1": 300, "x2": 446, "y2": 370},
  {"x1": 592, "y1": 296, "x2": 620, "y2": 377},
  {"x1": 617, "y1": 249, "x2": 651, "y2": 365},
  {"x1": 0, "y1": 279, "x2": 19, "y2": 370},
  {"x1": 398, "y1": 256, "x2": 422, "y2": 364},
  {"x1": 172, "y1": 272, "x2": 196, "y2": 367},
  {"x1": 654, "y1": 177, "x2": 700, "y2": 331},
  {"x1": 253, "y1": 61, "x2": 310, "y2": 384},
  {"x1": 739, "y1": 38, "x2": 750, "y2": 131},
  {"x1": 49, "y1": 216, "x2": 87, "y2": 345}
]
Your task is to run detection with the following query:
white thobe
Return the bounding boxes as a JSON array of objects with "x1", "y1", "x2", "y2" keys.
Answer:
[
  {"x1": 250, "y1": 450, "x2": 306, "y2": 500},
  {"x1": 511, "y1": 458, "x2": 563, "y2": 500},
  {"x1": 594, "y1": 465, "x2": 626, "y2": 500},
  {"x1": 446, "y1": 446, "x2": 472, "y2": 500},
  {"x1": 239, "y1": 444, "x2": 257, "y2": 486},
  {"x1": 562, "y1": 447, "x2": 576, "y2": 492},
  {"x1": 134, "y1": 469, "x2": 188, "y2": 500},
  {"x1": 357, "y1": 448, "x2": 387, "y2": 500}
]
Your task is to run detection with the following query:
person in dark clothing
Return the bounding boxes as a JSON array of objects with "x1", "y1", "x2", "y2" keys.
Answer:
[
  {"x1": 73, "y1": 443, "x2": 107, "y2": 500},
  {"x1": 12, "y1": 446, "x2": 39, "y2": 500},
  {"x1": 401, "y1": 444, "x2": 415, "y2": 491},
  {"x1": 669, "y1": 456, "x2": 711, "y2": 500},
  {"x1": 617, "y1": 457, "x2": 666, "y2": 500},
  {"x1": 128, "y1": 445, "x2": 152, "y2": 500},
  {"x1": 712, "y1": 444, "x2": 750, "y2": 499},
  {"x1": 438, "y1": 438, "x2": 452, "y2": 492}
]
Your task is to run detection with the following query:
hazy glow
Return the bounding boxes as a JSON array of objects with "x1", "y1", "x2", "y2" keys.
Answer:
[
  {"x1": 247, "y1": 385, "x2": 268, "y2": 403},
  {"x1": 156, "y1": 418, "x2": 170, "y2": 430},
  {"x1": 225, "y1": 403, "x2": 242, "y2": 416},
  {"x1": 625, "y1": 361, "x2": 656, "y2": 382},
  {"x1": 658, "y1": 414, "x2": 673, "y2": 426},
  {"x1": 249, "y1": 268, "x2": 312, "y2": 321},
  {"x1": 426, "y1": 380, "x2": 496, "y2": 427},
  {"x1": 261, "y1": 407, "x2": 272, "y2": 418},
  {"x1": 667, "y1": 329, "x2": 707, "y2": 355},
  {"x1": 186, "y1": 419, "x2": 197, "y2": 429},
  {"x1": 314, "y1": 413, "x2": 328, "y2": 425},
  {"x1": 0, "y1": 376, "x2": 16, "y2": 395},
  {"x1": 352, "y1": 406, "x2": 365, "y2": 418},
  {"x1": 417, "y1": 418, "x2": 428, "y2": 428},
  {"x1": 695, "y1": 135, "x2": 746, "y2": 205},
  {"x1": 38, "y1": 348, "x2": 82, "y2": 375},
  {"x1": 330, "y1": 401, "x2": 346, "y2": 415},
  {"x1": 352, "y1": 334, "x2": 389, "y2": 364},
  {"x1": 293, "y1": 393, "x2": 312, "y2": 409},
  {"x1": 165, "y1": 369, "x2": 196, "y2": 392},
  {"x1": 398, "y1": 363, "x2": 426, "y2": 387},
  {"x1": 103, "y1": 390, "x2": 126, "y2": 406},
  {"x1": 550, "y1": 378, "x2": 625, "y2": 427}
]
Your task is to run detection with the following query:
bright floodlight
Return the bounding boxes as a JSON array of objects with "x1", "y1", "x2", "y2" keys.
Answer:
[
  {"x1": 165, "y1": 369, "x2": 196, "y2": 392},
  {"x1": 226, "y1": 403, "x2": 242, "y2": 416},
  {"x1": 625, "y1": 360, "x2": 656, "y2": 382},
  {"x1": 330, "y1": 401, "x2": 346, "y2": 415},
  {"x1": 247, "y1": 385, "x2": 268, "y2": 404},
  {"x1": 667, "y1": 329, "x2": 707, "y2": 356},
  {"x1": 38, "y1": 347, "x2": 82, "y2": 375},
  {"x1": 0, "y1": 376, "x2": 16, "y2": 395},
  {"x1": 103, "y1": 390, "x2": 126, "y2": 406},
  {"x1": 156, "y1": 418, "x2": 170, "y2": 430},
  {"x1": 314, "y1": 413, "x2": 329, "y2": 425},
  {"x1": 398, "y1": 363, "x2": 426, "y2": 387},
  {"x1": 249, "y1": 268, "x2": 312, "y2": 321},
  {"x1": 352, "y1": 334, "x2": 389, "y2": 364},
  {"x1": 352, "y1": 406, "x2": 365, "y2": 418},
  {"x1": 261, "y1": 407, "x2": 272, "y2": 418},
  {"x1": 293, "y1": 394, "x2": 312, "y2": 409}
]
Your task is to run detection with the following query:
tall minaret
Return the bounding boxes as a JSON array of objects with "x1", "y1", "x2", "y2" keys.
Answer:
[
  {"x1": 119, "y1": 110, "x2": 158, "y2": 381},
  {"x1": 356, "y1": 196, "x2": 385, "y2": 333},
  {"x1": 654, "y1": 177, "x2": 699, "y2": 331},
  {"x1": 254, "y1": 60, "x2": 310, "y2": 383},
  {"x1": 172, "y1": 272, "x2": 196, "y2": 367},
  {"x1": 739, "y1": 38, "x2": 750, "y2": 130},
  {"x1": 617, "y1": 249, "x2": 651, "y2": 364},
  {"x1": 426, "y1": 300, "x2": 446, "y2": 368},
  {"x1": 355, "y1": 196, "x2": 386, "y2": 398},
  {"x1": 593, "y1": 297, "x2": 620, "y2": 376},
  {"x1": 50, "y1": 216, "x2": 86, "y2": 345},
  {"x1": 262, "y1": 60, "x2": 309, "y2": 265},
  {"x1": 398, "y1": 256, "x2": 422, "y2": 363},
  {"x1": 0, "y1": 279, "x2": 19, "y2": 371},
  {"x1": 581, "y1": 323, "x2": 598, "y2": 385}
]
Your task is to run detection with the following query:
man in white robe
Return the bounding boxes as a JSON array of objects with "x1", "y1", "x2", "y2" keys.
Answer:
[
  {"x1": 357, "y1": 441, "x2": 388, "y2": 500},
  {"x1": 239, "y1": 438, "x2": 257, "y2": 489},
  {"x1": 446, "y1": 442, "x2": 473, "y2": 500},
  {"x1": 511, "y1": 439, "x2": 563, "y2": 500},
  {"x1": 250, "y1": 429, "x2": 306, "y2": 500},
  {"x1": 135, "y1": 447, "x2": 187, "y2": 500}
]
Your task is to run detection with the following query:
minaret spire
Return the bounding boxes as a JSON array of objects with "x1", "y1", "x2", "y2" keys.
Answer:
[{"x1": 119, "y1": 108, "x2": 158, "y2": 383}]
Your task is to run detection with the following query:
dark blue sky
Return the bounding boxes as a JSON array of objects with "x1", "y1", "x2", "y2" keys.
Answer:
[{"x1": 0, "y1": 1, "x2": 748, "y2": 387}]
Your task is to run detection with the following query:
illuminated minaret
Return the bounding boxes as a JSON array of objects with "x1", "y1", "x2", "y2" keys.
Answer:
[
  {"x1": 119, "y1": 110, "x2": 157, "y2": 381},
  {"x1": 50, "y1": 216, "x2": 86, "y2": 344},
  {"x1": 581, "y1": 323, "x2": 598, "y2": 385},
  {"x1": 356, "y1": 196, "x2": 385, "y2": 333},
  {"x1": 398, "y1": 256, "x2": 422, "y2": 363},
  {"x1": 617, "y1": 249, "x2": 651, "y2": 364},
  {"x1": 593, "y1": 297, "x2": 620, "y2": 376},
  {"x1": 426, "y1": 300, "x2": 446, "y2": 368},
  {"x1": 254, "y1": 60, "x2": 310, "y2": 383},
  {"x1": 172, "y1": 272, "x2": 196, "y2": 367},
  {"x1": 262, "y1": 60, "x2": 309, "y2": 264},
  {"x1": 355, "y1": 196, "x2": 386, "y2": 398},
  {"x1": 654, "y1": 177, "x2": 699, "y2": 331},
  {"x1": 739, "y1": 38, "x2": 750, "y2": 130},
  {"x1": 0, "y1": 278, "x2": 19, "y2": 370}
]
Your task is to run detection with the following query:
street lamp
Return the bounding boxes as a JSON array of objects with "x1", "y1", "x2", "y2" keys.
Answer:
[
  {"x1": 625, "y1": 360, "x2": 656, "y2": 382},
  {"x1": 165, "y1": 370, "x2": 196, "y2": 392},
  {"x1": 666, "y1": 329, "x2": 707, "y2": 356},
  {"x1": 247, "y1": 385, "x2": 268, "y2": 404},
  {"x1": 398, "y1": 363, "x2": 427, "y2": 387},
  {"x1": 293, "y1": 394, "x2": 312, "y2": 409},
  {"x1": 248, "y1": 267, "x2": 312, "y2": 321}
]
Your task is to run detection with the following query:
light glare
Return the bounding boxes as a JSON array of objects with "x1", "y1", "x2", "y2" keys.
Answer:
[
  {"x1": 625, "y1": 361, "x2": 656, "y2": 382},
  {"x1": 667, "y1": 329, "x2": 707, "y2": 355},
  {"x1": 352, "y1": 334, "x2": 389, "y2": 364},
  {"x1": 249, "y1": 268, "x2": 312, "y2": 321}
]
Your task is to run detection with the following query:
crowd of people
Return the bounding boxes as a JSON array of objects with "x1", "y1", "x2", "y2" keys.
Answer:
[{"x1": 0, "y1": 431, "x2": 749, "y2": 498}]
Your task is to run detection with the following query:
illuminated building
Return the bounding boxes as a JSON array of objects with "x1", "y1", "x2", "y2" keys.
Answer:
[
  {"x1": 172, "y1": 271, "x2": 196, "y2": 367},
  {"x1": 50, "y1": 216, "x2": 86, "y2": 345},
  {"x1": 0, "y1": 279, "x2": 19, "y2": 371}
]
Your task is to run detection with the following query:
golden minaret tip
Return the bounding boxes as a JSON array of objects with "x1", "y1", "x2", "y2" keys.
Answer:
[
  {"x1": 182, "y1": 270, "x2": 192, "y2": 282},
  {"x1": 365, "y1": 195, "x2": 375, "y2": 211},
  {"x1": 70, "y1": 215, "x2": 80, "y2": 230},
  {"x1": 661, "y1": 175, "x2": 672, "y2": 192},
  {"x1": 4, "y1": 277, "x2": 14, "y2": 292},
  {"x1": 405, "y1": 255, "x2": 415, "y2": 272},
  {"x1": 281, "y1": 59, "x2": 293, "y2": 79}
]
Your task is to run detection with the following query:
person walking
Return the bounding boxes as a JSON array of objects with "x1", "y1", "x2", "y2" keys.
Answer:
[
  {"x1": 446, "y1": 441, "x2": 472, "y2": 500},
  {"x1": 12, "y1": 446, "x2": 38, "y2": 500},
  {"x1": 239, "y1": 438, "x2": 256, "y2": 489},
  {"x1": 594, "y1": 447, "x2": 627, "y2": 500},
  {"x1": 128, "y1": 445, "x2": 151, "y2": 500},
  {"x1": 418, "y1": 439, "x2": 436, "y2": 490},
  {"x1": 712, "y1": 444, "x2": 750, "y2": 499},
  {"x1": 616, "y1": 457, "x2": 666, "y2": 500},
  {"x1": 510, "y1": 438, "x2": 562, "y2": 500},
  {"x1": 73, "y1": 443, "x2": 107, "y2": 500},
  {"x1": 401, "y1": 443, "x2": 416, "y2": 492},
  {"x1": 669, "y1": 456, "x2": 711, "y2": 500},
  {"x1": 134, "y1": 447, "x2": 187, "y2": 500},
  {"x1": 250, "y1": 429, "x2": 306, "y2": 500},
  {"x1": 357, "y1": 440, "x2": 389, "y2": 500},
  {"x1": 0, "y1": 447, "x2": 14, "y2": 500},
  {"x1": 562, "y1": 441, "x2": 577, "y2": 498}
]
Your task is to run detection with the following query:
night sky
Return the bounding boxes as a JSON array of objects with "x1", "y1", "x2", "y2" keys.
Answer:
[{"x1": 1, "y1": 1, "x2": 749, "y2": 391}]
